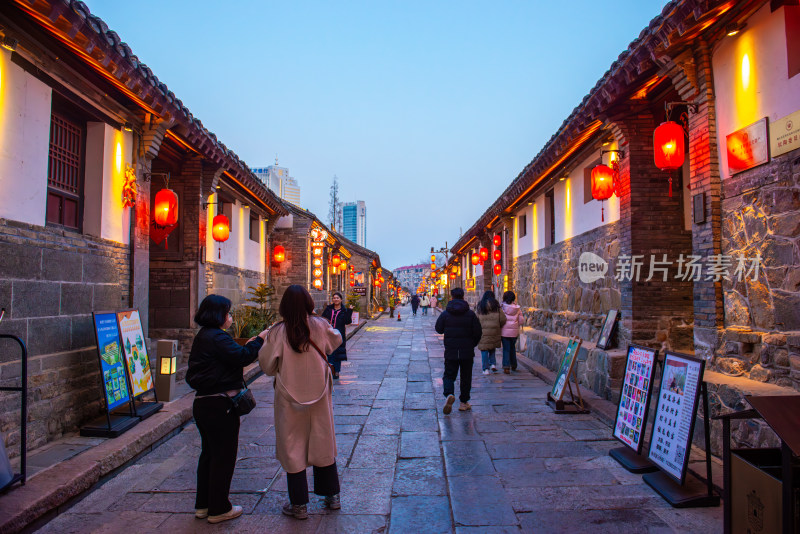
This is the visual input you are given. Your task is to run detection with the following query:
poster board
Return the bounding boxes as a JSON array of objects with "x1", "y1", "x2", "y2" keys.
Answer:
[
  {"x1": 596, "y1": 309, "x2": 619, "y2": 350},
  {"x1": 647, "y1": 351, "x2": 705, "y2": 485},
  {"x1": 551, "y1": 338, "x2": 581, "y2": 402},
  {"x1": 116, "y1": 309, "x2": 154, "y2": 398},
  {"x1": 613, "y1": 344, "x2": 659, "y2": 454},
  {"x1": 92, "y1": 312, "x2": 132, "y2": 411}
]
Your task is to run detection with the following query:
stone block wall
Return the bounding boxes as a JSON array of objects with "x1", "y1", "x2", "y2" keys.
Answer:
[
  {"x1": 713, "y1": 149, "x2": 800, "y2": 390},
  {"x1": 511, "y1": 222, "x2": 623, "y2": 347},
  {"x1": 204, "y1": 262, "x2": 264, "y2": 308},
  {"x1": 0, "y1": 219, "x2": 130, "y2": 456}
]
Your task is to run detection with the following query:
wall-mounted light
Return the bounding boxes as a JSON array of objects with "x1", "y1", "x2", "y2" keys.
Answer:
[
  {"x1": 273, "y1": 245, "x2": 286, "y2": 263},
  {"x1": 123, "y1": 122, "x2": 133, "y2": 132},
  {"x1": 726, "y1": 22, "x2": 745, "y2": 37},
  {"x1": 1, "y1": 36, "x2": 18, "y2": 52}
]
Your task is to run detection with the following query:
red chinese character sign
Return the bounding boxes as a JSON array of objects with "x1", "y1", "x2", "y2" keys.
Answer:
[{"x1": 726, "y1": 118, "x2": 769, "y2": 176}]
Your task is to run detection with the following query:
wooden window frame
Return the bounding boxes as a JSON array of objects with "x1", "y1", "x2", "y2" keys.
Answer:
[{"x1": 46, "y1": 103, "x2": 86, "y2": 231}]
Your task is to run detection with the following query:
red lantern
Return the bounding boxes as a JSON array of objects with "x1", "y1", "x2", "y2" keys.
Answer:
[
  {"x1": 591, "y1": 164, "x2": 616, "y2": 222},
  {"x1": 450, "y1": 271, "x2": 457, "y2": 279},
  {"x1": 471, "y1": 253, "x2": 479, "y2": 266},
  {"x1": 494, "y1": 263, "x2": 502, "y2": 275},
  {"x1": 493, "y1": 249, "x2": 502, "y2": 261},
  {"x1": 479, "y1": 247, "x2": 489, "y2": 263},
  {"x1": 273, "y1": 245, "x2": 286, "y2": 263},
  {"x1": 154, "y1": 188, "x2": 178, "y2": 226},
  {"x1": 211, "y1": 214, "x2": 230, "y2": 259},
  {"x1": 493, "y1": 234, "x2": 501, "y2": 247},
  {"x1": 350, "y1": 281, "x2": 355, "y2": 287},
  {"x1": 331, "y1": 254, "x2": 341, "y2": 267},
  {"x1": 654, "y1": 121, "x2": 685, "y2": 197}
]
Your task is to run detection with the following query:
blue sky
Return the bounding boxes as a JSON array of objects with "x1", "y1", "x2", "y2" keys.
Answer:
[{"x1": 86, "y1": 0, "x2": 667, "y2": 270}]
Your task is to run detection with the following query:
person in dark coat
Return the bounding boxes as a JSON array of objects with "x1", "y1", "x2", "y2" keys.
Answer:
[
  {"x1": 186, "y1": 294, "x2": 268, "y2": 524},
  {"x1": 410, "y1": 294, "x2": 420, "y2": 316},
  {"x1": 434, "y1": 287, "x2": 482, "y2": 413},
  {"x1": 320, "y1": 292, "x2": 353, "y2": 379}
]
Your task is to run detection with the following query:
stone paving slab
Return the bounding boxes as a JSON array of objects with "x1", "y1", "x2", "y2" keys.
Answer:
[{"x1": 26, "y1": 306, "x2": 723, "y2": 533}]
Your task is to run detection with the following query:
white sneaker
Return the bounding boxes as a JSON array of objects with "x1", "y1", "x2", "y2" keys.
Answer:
[
  {"x1": 491, "y1": 365, "x2": 497, "y2": 372},
  {"x1": 208, "y1": 505, "x2": 243, "y2": 524},
  {"x1": 482, "y1": 369, "x2": 490, "y2": 375},
  {"x1": 195, "y1": 509, "x2": 208, "y2": 519}
]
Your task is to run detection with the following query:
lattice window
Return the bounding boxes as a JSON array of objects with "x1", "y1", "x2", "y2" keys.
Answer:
[{"x1": 46, "y1": 111, "x2": 83, "y2": 229}]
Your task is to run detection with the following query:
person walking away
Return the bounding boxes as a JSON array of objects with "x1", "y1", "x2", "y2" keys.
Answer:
[
  {"x1": 410, "y1": 294, "x2": 420, "y2": 316},
  {"x1": 430, "y1": 294, "x2": 439, "y2": 313},
  {"x1": 435, "y1": 287, "x2": 482, "y2": 413},
  {"x1": 476, "y1": 291, "x2": 506, "y2": 375},
  {"x1": 500, "y1": 291, "x2": 521, "y2": 373},
  {"x1": 420, "y1": 293, "x2": 431, "y2": 315},
  {"x1": 259, "y1": 285, "x2": 345, "y2": 520},
  {"x1": 186, "y1": 295, "x2": 269, "y2": 524},
  {"x1": 321, "y1": 291, "x2": 353, "y2": 379}
]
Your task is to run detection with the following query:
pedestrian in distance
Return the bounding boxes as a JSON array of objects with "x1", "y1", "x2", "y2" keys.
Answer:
[
  {"x1": 476, "y1": 290, "x2": 507, "y2": 375},
  {"x1": 435, "y1": 287, "x2": 482, "y2": 413},
  {"x1": 430, "y1": 294, "x2": 439, "y2": 313},
  {"x1": 321, "y1": 291, "x2": 353, "y2": 379},
  {"x1": 410, "y1": 294, "x2": 420, "y2": 316},
  {"x1": 259, "y1": 285, "x2": 345, "y2": 520},
  {"x1": 420, "y1": 293, "x2": 431, "y2": 315},
  {"x1": 186, "y1": 294, "x2": 269, "y2": 524},
  {"x1": 500, "y1": 290, "x2": 521, "y2": 373}
]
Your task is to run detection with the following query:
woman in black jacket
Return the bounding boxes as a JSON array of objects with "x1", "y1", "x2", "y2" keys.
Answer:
[
  {"x1": 320, "y1": 292, "x2": 353, "y2": 379},
  {"x1": 186, "y1": 294, "x2": 268, "y2": 524}
]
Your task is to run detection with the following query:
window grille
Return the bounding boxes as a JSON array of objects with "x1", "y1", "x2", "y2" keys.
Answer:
[{"x1": 48, "y1": 112, "x2": 82, "y2": 194}]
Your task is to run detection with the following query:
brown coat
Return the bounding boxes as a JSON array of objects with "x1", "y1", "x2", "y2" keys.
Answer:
[
  {"x1": 476, "y1": 309, "x2": 507, "y2": 350},
  {"x1": 259, "y1": 316, "x2": 343, "y2": 473}
]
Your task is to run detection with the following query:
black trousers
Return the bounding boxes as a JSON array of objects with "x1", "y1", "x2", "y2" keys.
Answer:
[
  {"x1": 443, "y1": 357, "x2": 473, "y2": 403},
  {"x1": 287, "y1": 462, "x2": 340, "y2": 505},
  {"x1": 193, "y1": 396, "x2": 240, "y2": 515}
]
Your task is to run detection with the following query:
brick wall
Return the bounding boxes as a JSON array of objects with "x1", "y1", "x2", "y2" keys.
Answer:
[
  {"x1": 0, "y1": 219, "x2": 130, "y2": 456},
  {"x1": 271, "y1": 216, "x2": 312, "y2": 313}
]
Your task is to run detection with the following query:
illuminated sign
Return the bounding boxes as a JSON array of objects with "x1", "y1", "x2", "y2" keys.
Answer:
[
  {"x1": 770, "y1": 110, "x2": 800, "y2": 159},
  {"x1": 726, "y1": 118, "x2": 768, "y2": 176}
]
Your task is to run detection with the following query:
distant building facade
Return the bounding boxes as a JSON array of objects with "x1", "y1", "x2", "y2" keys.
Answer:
[
  {"x1": 252, "y1": 163, "x2": 302, "y2": 206},
  {"x1": 393, "y1": 263, "x2": 429, "y2": 292},
  {"x1": 342, "y1": 201, "x2": 366, "y2": 247}
]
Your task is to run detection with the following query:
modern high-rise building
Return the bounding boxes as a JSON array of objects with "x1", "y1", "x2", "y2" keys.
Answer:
[
  {"x1": 342, "y1": 201, "x2": 366, "y2": 247},
  {"x1": 251, "y1": 161, "x2": 302, "y2": 206}
]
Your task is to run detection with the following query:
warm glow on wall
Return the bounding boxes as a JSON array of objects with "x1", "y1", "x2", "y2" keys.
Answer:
[
  {"x1": 741, "y1": 53, "x2": 751, "y2": 91},
  {"x1": 115, "y1": 142, "x2": 122, "y2": 174}
]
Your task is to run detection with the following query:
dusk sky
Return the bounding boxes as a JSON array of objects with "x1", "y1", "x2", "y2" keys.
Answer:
[{"x1": 85, "y1": 0, "x2": 668, "y2": 270}]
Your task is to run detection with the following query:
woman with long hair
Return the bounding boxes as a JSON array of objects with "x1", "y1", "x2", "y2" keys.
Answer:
[
  {"x1": 475, "y1": 290, "x2": 506, "y2": 375},
  {"x1": 500, "y1": 290, "x2": 521, "y2": 373},
  {"x1": 259, "y1": 285, "x2": 345, "y2": 520},
  {"x1": 321, "y1": 291, "x2": 353, "y2": 379},
  {"x1": 186, "y1": 294, "x2": 268, "y2": 524}
]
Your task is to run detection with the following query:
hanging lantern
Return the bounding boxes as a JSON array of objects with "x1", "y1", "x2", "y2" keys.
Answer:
[
  {"x1": 493, "y1": 234, "x2": 501, "y2": 247},
  {"x1": 654, "y1": 121, "x2": 685, "y2": 197},
  {"x1": 479, "y1": 247, "x2": 489, "y2": 263},
  {"x1": 374, "y1": 279, "x2": 381, "y2": 287},
  {"x1": 450, "y1": 271, "x2": 457, "y2": 279},
  {"x1": 339, "y1": 260, "x2": 347, "y2": 271},
  {"x1": 471, "y1": 253, "x2": 480, "y2": 266},
  {"x1": 493, "y1": 249, "x2": 502, "y2": 261},
  {"x1": 431, "y1": 254, "x2": 436, "y2": 263},
  {"x1": 431, "y1": 263, "x2": 436, "y2": 271},
  {"x1": 211, "y1": 214, "x2": 230, "y2": 259},
  {"x1": 591, "y1": 164, "x2": 616, "y2": 222},
  {"x1": 273, "y1": 245, "x2": 286, "y2": 263},
  {"x1": 154, "y1": 188, "x2": 178, "y2": 226},
  {"x1": 313, "y1": 268, "x2": 323, "y2": 278},
  {"x1": 313, "y1": 278, "x2": 323, "y2": 289},
  {"x1": 350, "y1": 281, "x2": 355, "y2": 287},
  {"x1": 313, "y1": 258, "x2": 323, "y2": 267},
  {"x1": 494, "y1": 263, "x2": 502, "y2": 275},
  {"x1": 331, "y1": 254, "x2": 341, "y2": 267},
  {"x1": 313, "y1": 247, "x2": 323, "y2": 257}
]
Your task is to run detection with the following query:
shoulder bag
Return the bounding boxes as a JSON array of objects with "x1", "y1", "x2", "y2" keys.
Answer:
[
  {"x1": 309, "y1": 339, "x2": 336, "y2": 374},
  {"x1": 229, "y1": 381, "x2": 256, "y2": 416}
]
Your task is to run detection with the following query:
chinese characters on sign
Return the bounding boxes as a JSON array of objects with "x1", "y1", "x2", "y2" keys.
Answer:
[
  {"x1": 614, "y1": 253, "x2": 761, "y2": 283},
  {"x1": 770, "y1": 110, "x2": 800, "y2": 159},
  {"x1": 726, "y1": 118, "x2": 768, "y2": 175},
  {"x1": 614, "y1": 345, "x2": 658, "y2": 453}
]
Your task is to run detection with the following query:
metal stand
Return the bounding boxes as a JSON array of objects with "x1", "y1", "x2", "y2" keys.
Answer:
[
  {"x1": 79, "y1": 413, "x2": 140, "y2": 438},
  {"x1": 132, "y1": 399, "x2": 163, "y2": 420},
  {"x1": 642, "y1": 383, "x2": 720, "y2": 508},
  {"x1": 0, "y1": 334, "x2": 27, "y2": 492},
  {"x1": 609, "y1": 446, "x2": 658, "y2": 473}
]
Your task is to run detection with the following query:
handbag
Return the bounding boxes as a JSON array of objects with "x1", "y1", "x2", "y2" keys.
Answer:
[
  {"x1": 229, "y1": 382, "x2": 256, "y2": 416},
  {"x1": 309, "y1": 339, "x2": 336, "y2": 374}
]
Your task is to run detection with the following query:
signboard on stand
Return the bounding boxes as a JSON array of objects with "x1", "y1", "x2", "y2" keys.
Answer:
[
  {"x1": 116, "y1": 309, "x2": 162, "y2": 419},
  {"x1": 647, "y1": 352, "x2": 705, "y2": 484},
  {"x1": 551, "y1": 338, "x2": 581, "y2": 402},
  {"x1": 546, "y1": 338, "x2": 588, "y2": 414},
  {"x1": 613, "y1": 345, "x2": 659, "y2": 454}
]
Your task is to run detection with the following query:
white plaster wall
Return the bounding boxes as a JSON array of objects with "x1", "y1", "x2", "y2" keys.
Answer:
[
  {"x1": 713, "y1": 4, "x2": 800, "y2": 178},
  {"x1": 513, "y1": 204, "x2": 534, "y2": 257},
  {"x1": 84, "y1": 123, "x2": 132, "y2": 244},
  {"x1": 206, "y1": 196, "x2": 266, "y2": 273},
  {"x1": 0, "y1": 51, "x2": 50, "y2": 226}
]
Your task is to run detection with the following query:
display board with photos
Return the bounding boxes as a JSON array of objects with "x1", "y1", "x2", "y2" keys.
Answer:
[
  {"x1": 596, "y1": 309, "x2": 619, "y2": 350},
  {"x1": 116, "y1": 309, "x2": 154, "y2": 397},
  {"x1": 647, "y1": 351, "x2": 706, "y2": 484},
  {"x1": 92, "y1": 312, "x2": 132, "y2": 412},
  {"x1": 551, "y1": 338, "x2": 582, "y2": 401},
  {"x1": 613, "y1": 344, "x2": 659, "y2": 454}
]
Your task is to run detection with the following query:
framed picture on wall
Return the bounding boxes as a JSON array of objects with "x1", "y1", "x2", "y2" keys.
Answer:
[{"x1": 596, "y1": 309, "x2": 619, "y2": 350}]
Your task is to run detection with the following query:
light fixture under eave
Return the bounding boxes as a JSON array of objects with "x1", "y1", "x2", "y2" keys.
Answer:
[
  {"x1": 123, "y1": 122, "x2": 133, "y2": 132},
  {"x1": 1, "y1": 36, "x2": 18, "y2": 52},
  {"x1": 726, "y1": 22, "x2": 745, "y2": 37}
]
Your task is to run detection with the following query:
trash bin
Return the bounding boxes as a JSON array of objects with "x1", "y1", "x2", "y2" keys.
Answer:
[{"x1": 715, "y1": 395, "x2": 800, "y2": 534}]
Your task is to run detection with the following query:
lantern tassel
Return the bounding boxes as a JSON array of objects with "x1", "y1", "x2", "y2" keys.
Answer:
[
  {"x1": 669, "y1": 176, "x2": 673, "y2": 197},
  {"x1": 218, "y1": 246, "x2": 221, "y2": 259},
  {"x1": 601, "y1": 202, "x2": 604, "y2": 222}
]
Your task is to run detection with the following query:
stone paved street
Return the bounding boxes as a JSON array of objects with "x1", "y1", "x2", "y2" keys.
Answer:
[{"x1": 35, "y1": 306, "x2": 723, "y2": 533}]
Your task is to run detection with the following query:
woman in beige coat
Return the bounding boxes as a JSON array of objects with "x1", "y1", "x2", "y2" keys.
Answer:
[
  {"x1": 476, "y1": 290, "x2": 506, "y2": 375},
  {"x1": 259, "y1": 285, "x2": 344, "y2": 520}
]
